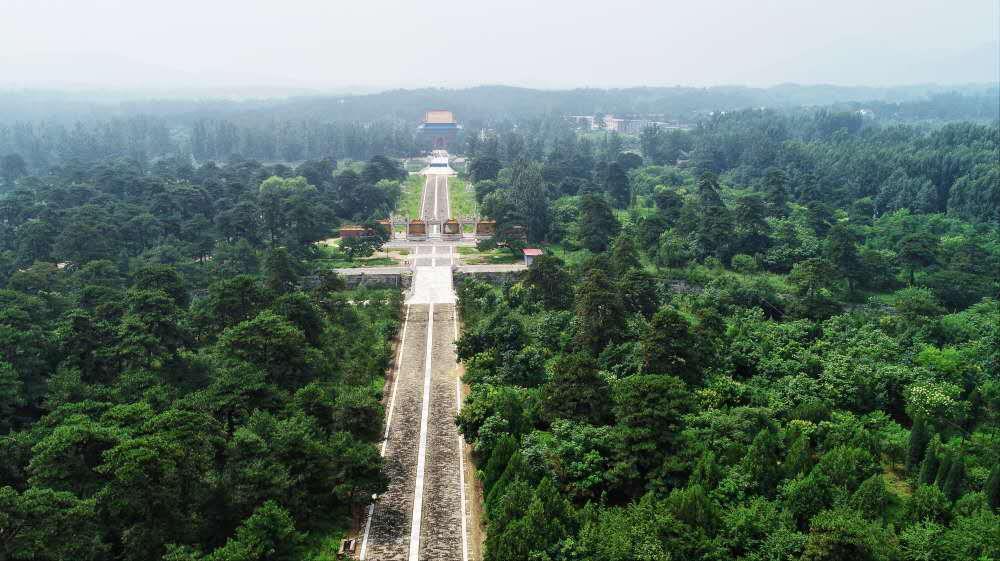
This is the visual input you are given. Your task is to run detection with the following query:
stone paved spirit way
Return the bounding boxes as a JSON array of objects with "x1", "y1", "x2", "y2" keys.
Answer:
[{"x1": 360, "y1": 169, "x2": 471, "y2": 561}]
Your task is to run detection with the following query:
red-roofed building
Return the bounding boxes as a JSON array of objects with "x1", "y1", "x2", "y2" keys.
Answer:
[{"x1": 523, "y1": 248, "x2": 543, "y2": 266}]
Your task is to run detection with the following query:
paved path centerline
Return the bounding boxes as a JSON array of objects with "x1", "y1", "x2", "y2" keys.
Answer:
[{"x1": 408, "y1": 302, "x2": 434, "y2": 561}]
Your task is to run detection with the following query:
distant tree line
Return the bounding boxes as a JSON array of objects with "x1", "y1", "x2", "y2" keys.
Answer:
[
  {"x1": 0, "y1": 117, "x2": 421, "y2": 177},
  {"x1": 1, "y1": 84, "x2": 995, "y2": 179}
]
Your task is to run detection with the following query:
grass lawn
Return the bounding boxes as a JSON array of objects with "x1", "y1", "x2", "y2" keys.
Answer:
[
  {"x1": 316, "y1": 256, "x2": 397, "y2": 269},
  {"x1": 403, "y1": 158, "x2": 426, "y2": 172},
  {"x1": 315, "y1": 257, "x2": 396, "y2": 269},
  {"x1": 448, "y1": 176, "x2": 477, "y2": 217},
  {"x1": 399, "y1": 174, "x2": 425, "y2": 219},
  {"x1": 458, "y1": 245, "x2": 521, "y2": 265},
  {"x1": 314, "y1": 241, "x2": 397, "y2": 269}
]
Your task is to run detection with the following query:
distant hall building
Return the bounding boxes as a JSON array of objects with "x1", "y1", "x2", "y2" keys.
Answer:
[{"x1": 418, "y1": 110, "x2": 460, "y2": 149}]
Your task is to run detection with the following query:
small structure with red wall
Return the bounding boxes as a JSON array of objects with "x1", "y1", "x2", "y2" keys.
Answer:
[
  {"x1": 523, "y1": 248, "x2": 543, "y2": 266},
  {"x1": 407, "y1": 219, "x2": 428, "y2": 241},
  {"x1": 475, "y1": 220, "x2": 496, "y2": 239},
  {"x1": 340, "y1": 226, "x2": 368, "y2": 238},
  {"x1": 441, "y1": 218, "x2": 462, "y2": 240}
]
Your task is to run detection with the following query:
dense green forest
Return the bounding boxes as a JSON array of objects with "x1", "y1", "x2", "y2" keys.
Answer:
[
  {"x1": 1, "y1": 87, "x2": 998, "y2": 561},
  {"x1": 459, "y1": 109, "x2": 1000, "y2": 560},
  {"x1": 0, "y1": 154, "x2": 411, "y2": 559}
]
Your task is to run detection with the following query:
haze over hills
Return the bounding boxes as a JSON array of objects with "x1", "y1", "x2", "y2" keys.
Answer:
[{"x1": 1, "y1": 82, "x2": 997, "y2": 125}]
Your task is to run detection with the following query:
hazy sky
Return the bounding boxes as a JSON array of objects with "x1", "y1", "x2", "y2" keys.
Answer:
[{"x1": 1, "y1": 0, "x2": 997, "y2": 92}]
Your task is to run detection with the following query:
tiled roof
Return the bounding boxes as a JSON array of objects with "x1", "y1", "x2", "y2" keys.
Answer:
[{"x1": 424, "y1": 110, "x2": 456, "y2": 124}]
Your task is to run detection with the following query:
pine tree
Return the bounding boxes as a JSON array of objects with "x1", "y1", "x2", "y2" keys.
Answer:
[
  {"x1": 827, "y1": 222, "x2": 864, "y2": 294},
  {"x1": 484, "y1": 478, "x2": 533, "y2": 560},
  {"x1": 609, "y1": 230, "x2": 641, "y2": 277},
  {"x1": 522, "y1": 478, "x2": 576, "y2": 555},
  {"x1": 264, "y1": 247, "x2": 301, "y2": 294},
  {"x1": 907, "y1": 417, "x2": 930, "y2": 472},
  {"x1": 641, "y1": 306, "x2": 703, "y2": 386},
  {"x1": 743, "y1": 427, "x2": 784, "y2": 497},
  {"x1": 732, "y1": 193, "x2": 771, "y2": 256},
  {"x1": 573, "y1": 269, "x2": 625, "y2": 355},
  {"x1": 934, "y1": 451, "x2": 953, "y2": 490},
  {"x1": 603, "y1": 161, "x2": 631, "y2": 208},
  {"x1": 523, "y1": 254, "x2": 573, "y2": 310},
  {"x1": 666, "y1": 484, "x2": 719, "y2": 534},
  {"x1": 942, "y1": 458, "x2": 965, "y2": 502},
  {"x1": 541, "y1": 352, "x2": 612, "y2": 425},
  {"x1": 786, "y1": 432, "x2": 815, "y2": 478},
  {"x1": 577, "y1": 193, "x2": 620, "y2": 253},
  {"x1": 763, "y1": 168, "x2": 789, "y2": 217},
  {"x1": 986, "y1": 463, "x2": 1000, "y2": 511},
  {"x1": 485, "y1": 452, "x2": 531, "y2": 523},
  {"x1": 510, "y1": 161, "x2": 550, "y2": 243},
  {"x1": 611, "y1": 374, "x2": 692, "y2": 483},
  {"x1": 694, "y1": 172, "x2": 734, "y2": 260},
  {"x1": 918, "y1": 436, "x2": 941, "y2": 486},
  {"x1": 482, "y1": 434, "x2": 518, "y2": 494},
  {"x1": 691, "y1": 450, "x2": 722, "y2": 490},
  {"x1": 898, "y1": 232, "x2": 939, "y2": 285},
  {"x1": 850, "y1": 474, "x2": 892, "y2": 522}
]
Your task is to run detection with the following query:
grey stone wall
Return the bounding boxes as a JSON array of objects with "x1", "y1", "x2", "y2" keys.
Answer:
[{"x1": 338, "y1": 271, "x2": 413, "y2": 289}]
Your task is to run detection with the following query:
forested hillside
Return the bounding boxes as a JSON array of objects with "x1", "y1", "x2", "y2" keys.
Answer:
[
  {"x1": 460, "y1": 110, "x2": 1000, "y2": 560},
  {"x1": 0, "y1": 84, "x2": 996, "y2": 175},
  {"x1": 0, "y1": 155, "x2": 409, "y2": 560}
]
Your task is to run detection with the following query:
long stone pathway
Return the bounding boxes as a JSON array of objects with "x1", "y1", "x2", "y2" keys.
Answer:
[{"x1": 359, "y1": 171, "x2": 471, "y2": 561}]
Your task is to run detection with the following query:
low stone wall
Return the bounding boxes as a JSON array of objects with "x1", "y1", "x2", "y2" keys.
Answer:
[
  {"x1": 330, "y1": 264, "x2": 525, "y2": 293},
  {"x1": 331, "y1": 268, "x2": 413, "y2": 289}
]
